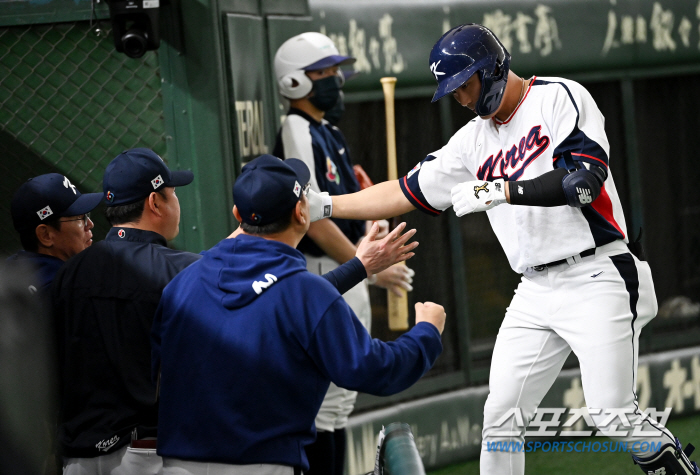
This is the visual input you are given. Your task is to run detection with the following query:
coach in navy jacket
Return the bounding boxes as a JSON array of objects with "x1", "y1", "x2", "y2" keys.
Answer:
[{"x1": 152, "y1": 155, "x2": 444, "y2": 474}]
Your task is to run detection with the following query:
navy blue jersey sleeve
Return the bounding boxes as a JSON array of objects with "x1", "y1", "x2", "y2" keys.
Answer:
[
  {"x1": 399, "y1": 157, "x2": 442, "y2": 217},
  {"x1": 535, "y1": 79, "x2": 610, "y2": 171},
  {"x1": 307, "y1": 298, "x2": 442, "y2": 396},
  {"x1": 321, "y1": 257, "x2": 366, "y2": 295}
]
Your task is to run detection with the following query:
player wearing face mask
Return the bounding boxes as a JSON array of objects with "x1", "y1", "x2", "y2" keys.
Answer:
[{"x1": 272, "y1": 32, "x2": 415, "y2": 475}]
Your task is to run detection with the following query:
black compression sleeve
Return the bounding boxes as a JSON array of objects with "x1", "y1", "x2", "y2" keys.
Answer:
[
  {"x1": 322, "y1": 257, "x2": 367, "y2": 294},
  {"x1": 508, "y1": 167, "x2": 568, "y2": 207}
]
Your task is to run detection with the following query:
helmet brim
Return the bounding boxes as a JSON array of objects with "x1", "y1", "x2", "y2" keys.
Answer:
[
  {"x1": 431, "y1": 67, "x2": 479, "y2": 103},
  {"x1": 304, "y1": 55, "x2": 356, "y2": 71}
]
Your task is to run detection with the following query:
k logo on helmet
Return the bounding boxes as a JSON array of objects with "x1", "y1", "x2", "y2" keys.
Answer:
[{"x1": 430, "y1": 61, "x2": 445, "y2": 80}]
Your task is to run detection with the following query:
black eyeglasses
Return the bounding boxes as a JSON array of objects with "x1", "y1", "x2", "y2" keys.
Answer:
[{"x1": 59, "y1": 212, "x2": 91, "y2": 227}]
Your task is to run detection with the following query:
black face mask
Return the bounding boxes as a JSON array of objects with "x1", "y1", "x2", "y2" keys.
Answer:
[
  {"x1": 309, "y1": 75, "x2": 342, "y2": 112},
  {"x1": 323, "y1": 91, "x2": 345, "y2": 126}
]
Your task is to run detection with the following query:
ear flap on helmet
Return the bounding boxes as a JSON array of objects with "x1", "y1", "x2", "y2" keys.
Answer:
[{"x1": 278, "y1": 69, "x2": 313, "y2": 100}]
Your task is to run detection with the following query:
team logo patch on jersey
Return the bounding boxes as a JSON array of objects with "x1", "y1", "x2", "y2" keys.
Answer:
[
  {"x1": 252, "y1": 273, "x2": 277, "y2": 295},
  {"x1": 118, "y1": 229, "x2": 126, "y2": 238},
  {"x1": 407, "y1": 162, "x2": 421, "y2": 179},
  {"x1": 151, "y1": 175, "x2": 164, "y2": 189},
  {"x1": 326, "y1": 157, "x2": 340, "y2": 185},
  {"x1": 37, "y1": 206, "x2": 53, "y2": 220}
]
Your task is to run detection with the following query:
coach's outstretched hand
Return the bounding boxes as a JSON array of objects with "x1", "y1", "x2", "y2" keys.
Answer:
[
  {"x1": 356, "y1": 222, "x2": 418, "y2": 278},
  {"x1": 415, "y1": 302, "x2": 446, "y2": 335}
]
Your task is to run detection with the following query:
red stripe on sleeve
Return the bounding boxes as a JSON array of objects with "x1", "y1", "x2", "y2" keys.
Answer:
[
  {"x1": 591, "y1": 185, "x2": 625, "y2": 239},
  {"x1": 402, "y1": 176, "x2": 441, "y2": 215},
  {"x1": 571, "y1": 153, "x2": 608, "y2": 168}
]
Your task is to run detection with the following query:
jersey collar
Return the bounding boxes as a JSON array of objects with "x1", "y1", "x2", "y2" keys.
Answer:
[
  {"x1": 105, "y1": 227, "x2": 168, "y2": 246},
  {"x1": 288, "y1": 107, "x2": 323, "y2": 125},
  {"x1": 493, "y1": 76, "x2": 536, "y2": 126}
]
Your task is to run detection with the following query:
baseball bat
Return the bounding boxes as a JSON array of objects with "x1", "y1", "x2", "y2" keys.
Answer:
[{"x1": 380, "y1": 77, "x2": 409, "y2": 331}]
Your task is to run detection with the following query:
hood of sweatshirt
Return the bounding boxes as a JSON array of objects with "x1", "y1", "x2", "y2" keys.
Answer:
[{"x1": 205, "y1": 234, "x2": 308, "y2": 310}]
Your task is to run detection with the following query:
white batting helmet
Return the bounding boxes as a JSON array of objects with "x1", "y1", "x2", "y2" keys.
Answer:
[{"x1": 274, "y1": 32, "x2": 355, "y2": 100}]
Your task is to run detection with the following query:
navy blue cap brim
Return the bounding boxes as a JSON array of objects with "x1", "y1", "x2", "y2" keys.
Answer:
[
  {"x1": 169, "y1": 170, "x2": 194, "y2": 187},
  {"x1": 304, "y1": 55, "x2": 356, "y2": 71},
  {"x1": 63, "y1": 192, "x2": 104, "y2": 216},
  {"x1": 285, "y1": 159, "x2": 311, "y2": 186},
  {"x1": 341, "y1": 69, "x2": 360, "y2": 81}
]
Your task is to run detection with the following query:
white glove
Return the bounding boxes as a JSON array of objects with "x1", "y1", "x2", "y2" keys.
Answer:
[
  {"x1": 371, "y1": 264, "x2": 415, "y2": 296},
  {"x1": 307, "y1": 188, "x2": 333, "y2": 222},
  {"x1": 450, "y1": 178, "x2": 507, "y2": 217}
]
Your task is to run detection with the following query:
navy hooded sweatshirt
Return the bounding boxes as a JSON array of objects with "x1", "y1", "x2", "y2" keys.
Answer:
[
  {"x1": 152, "y1": 234, "x2": 442, "y2": 470},
  {"x1": 6, "y1": 250, "x2": 64, "y2": 293}
]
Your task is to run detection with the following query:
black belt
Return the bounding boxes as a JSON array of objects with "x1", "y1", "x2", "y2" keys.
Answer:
[
  {"x1": 130, "y1": 439, "x2": 157, "y2": 449},
  {"x1": 533, "y1": 248, "x2": 596, "y2": 271}
]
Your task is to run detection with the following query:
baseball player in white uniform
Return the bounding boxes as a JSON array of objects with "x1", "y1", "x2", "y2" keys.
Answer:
[{"x1": 307, "y1": 24, "x2": 699, "y2": 475}]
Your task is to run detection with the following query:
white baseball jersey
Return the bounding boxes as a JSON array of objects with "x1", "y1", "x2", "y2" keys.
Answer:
[{"x1": 400, "y1": 77, "x2": 628, "y2": 273}]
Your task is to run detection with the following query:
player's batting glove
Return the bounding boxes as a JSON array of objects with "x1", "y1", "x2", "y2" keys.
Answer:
[
  {"x1": 307, "y1": 189, "x2": 333, "y2": 222},
  {"x1": 451, "y1": 178, "x2": 507, "y2": 217}
]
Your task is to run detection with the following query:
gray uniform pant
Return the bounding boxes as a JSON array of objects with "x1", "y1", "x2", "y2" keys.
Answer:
[
  {"x1": 162, "y1": 459, "x2": 295, "y2": 475},
  {"x1": 63, "y1": 445, "x2": 162, "y2": 475}
]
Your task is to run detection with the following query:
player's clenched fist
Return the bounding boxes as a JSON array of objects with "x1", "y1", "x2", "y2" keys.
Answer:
[
  {"x1": 450, "y1": 178, "x2": 507, "y2": 216},
  {"x1": 414, "y1": 302, "x2": 446, "y2": 335}
]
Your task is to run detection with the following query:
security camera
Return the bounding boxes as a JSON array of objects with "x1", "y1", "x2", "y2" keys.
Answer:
[{"x1": 106, "y1": 0, "x2": 161, "y2": 58}]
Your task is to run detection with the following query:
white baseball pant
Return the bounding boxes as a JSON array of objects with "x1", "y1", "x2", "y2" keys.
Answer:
[{"x1": 480, "y1": 241, "x2": 674, "y2": 475}]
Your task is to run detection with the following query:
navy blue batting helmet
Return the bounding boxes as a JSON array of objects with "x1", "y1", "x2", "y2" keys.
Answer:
[{"x1": 429, "y1": 24, "x2": 511, "y2": 117}]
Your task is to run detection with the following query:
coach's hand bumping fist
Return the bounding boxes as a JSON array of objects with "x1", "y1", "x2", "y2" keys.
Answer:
[{"x1": 415, "y1": 302, "x2": 446, "y2": 335}]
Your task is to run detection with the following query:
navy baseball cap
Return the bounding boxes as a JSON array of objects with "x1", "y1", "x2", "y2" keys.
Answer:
[
  {"x1": 233, "y1": 154, "x2": 311, "y2": 226},
  {"x1": 103, "y1": 148, "x2": 194, "y2": 206},
  {"x1": 11, "y1": 173, "x2": 103, "y2": 232}
]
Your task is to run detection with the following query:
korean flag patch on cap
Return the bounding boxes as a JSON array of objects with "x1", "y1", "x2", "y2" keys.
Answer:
[
  {"x1": 151, "y1": 175, "x2": 164, "y2": 189},
  {"x1": 37, "y1": 206, "x2": 53, "y2": 220},
  {"x1": 293, "y1": 181, "x2": 301, "y2": 197}
]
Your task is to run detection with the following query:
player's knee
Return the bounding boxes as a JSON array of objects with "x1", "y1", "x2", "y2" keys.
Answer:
[{"x1": 482, "y1": 405, "x2": 532, "y2": 439}]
